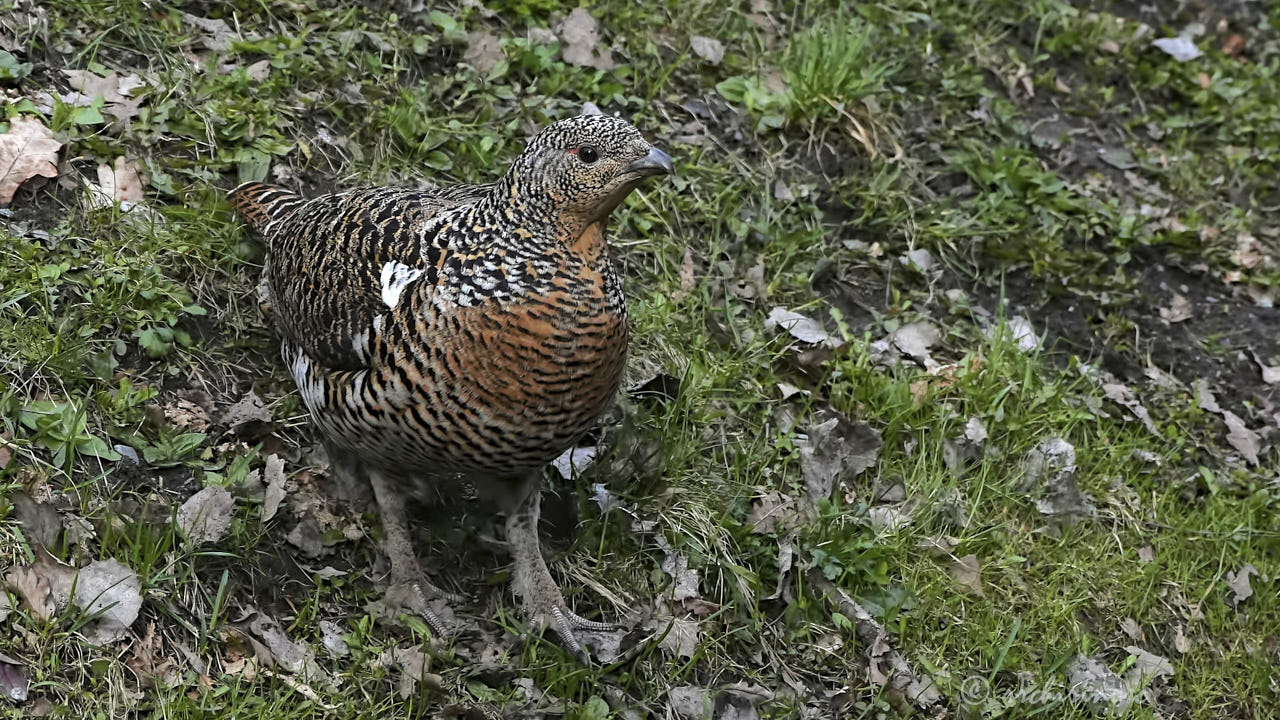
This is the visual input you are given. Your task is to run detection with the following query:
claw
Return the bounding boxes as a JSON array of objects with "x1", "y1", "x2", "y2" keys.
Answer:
[
  {"x1": 506, "y1": 480, "x2": 621, "y2": 663},
  {"x1": 385, "y1": 582, "x2": 453, "y2": 638},
  {"x1": 532, "y1": 605, "x2": 621, "y2": 662}
]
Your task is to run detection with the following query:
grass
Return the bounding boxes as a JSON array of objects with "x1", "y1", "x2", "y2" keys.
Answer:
[{"x1": 1, "y1": 0, "x2": 1278, "y2": 718}]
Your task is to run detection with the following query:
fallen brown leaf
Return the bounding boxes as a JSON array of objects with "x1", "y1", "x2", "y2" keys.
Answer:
[
  {"x1": 557, "y1": 8, "x2": 615, "y2": 70},
  {"x1": 0, "y1": 116, "x2": 62, "y2": 206},
  {"x1": 949, "y1": 554, "x2": 984, "y2": 596}
]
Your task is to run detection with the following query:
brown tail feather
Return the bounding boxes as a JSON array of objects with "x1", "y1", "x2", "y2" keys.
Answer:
[{"x1": 228, "y1": 181, "x2": 306, "y2": 234}]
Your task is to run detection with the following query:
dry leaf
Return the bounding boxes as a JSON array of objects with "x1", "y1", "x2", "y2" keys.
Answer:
[
  {"x1": 672, "y1": 248, "x2": 696, "y2": 302},
  {"x1": 220, "y1": 391, "x2": 272, "y2": 429},
  {"x1": 730, "y1": 258, "x2": 768, "y2": 300},
  {"x1": 1152, "y1": 36, "x2": 1202, "y2": 62},
  {"x1": 1067, "y1": 655, "x2": 1131, "y2": 714},
  {"x1": 86, "y1": 156, "x2": 145, "y2": 209},
  {"x1": 557, "y1": 8, "x2": 615, "y2": 70},
  {"x1": 949, "y1": 554, "x2": 984, "y2": 596},
  {"x1": 163, "y1": 398, "x2": 211, "y2": 431},
  {"x1": 181, "y1": 13, "x2": 239, "y2": 52},
  {"x1": 764, "y1": 534, "x2": 793, "y2": 600},
  {"x1": 177, "y1": 486, "x2": 235, "y2": 545},
  {"x1": 668, "y1": 686, "x2": 712, "y2": 720},
  {"x1": 795, "y1": 414, "x2": 882, "y2": 504},
  {"x1": 658, "y1": 616, "x2": 700, "y2": 658},
  {"x1": 463, "y1": 30, "x2": 504, "y2": 75},
  {"x1": 899, "y1": 248, "x2": 935, "y2": 273},
  {"x1": 1222, "y1": 411, "x2": 1261, "y2": 465},
  {"x1": 73, "y1": 558, "x2": 142, "y2": 643},
  {"x1": 10, "y1": 491, "x2": 62, "y2": 549},
  {"x1": 126, "y1": 623, "x2": 176, "y2": 688},
  {"x1": 1249, "y1": 352, "x2": 1280, "y2": 385},
  {"x1": 690, "y1": 35, "x2": 724, "y2": 65},
  {"x1": 551, "y1": 445, "x2": 596, "y2": 480},
  {"x1": 0, "y1": 656, "x2": 27, "y2": 703},
  {"x1": 62, "y1": 70, "x2": 147, "y2": 127},
  {"x1": 867, "y1": 506, "x2": 912, "y2": 531},
  {"x1": 1003, "y1": 316, "x2": 1040, "y2": 352},
  {"x1": 1232, "y1": 232, "x2": 1267, "y2": 269},
  {"x1": 963, "y1": 416, "x2": 988, "y2": 445},
  {"x1": 745, "y1": 490, "x2": 794, "y2": 534},
  {"x1": 1173, "y1": 624, "x2": 1191, "y2": 654},
  {"x1": 1023, "y1": 437, "x2": 1096, "y2": 521},
  {"x1": 244, "y1": 60, "x2": 270, "y2": 82},
  {"x1": 655, "y1": 535, "x2": 700, "y2": 602},
  {"x1": 1193, "y1": 379, "x2": 1221, "y2": 413},
  {"x1": 4, "y1": 550, "x2": 75, "y2": 621},
  {"x1": 1102, "y1": 383, "x2": 1161, "y2": 437},
  {"x1": 247, "y1": 611, "x2": 331, "y2": 687},
  {"x1": 0, "y1": 116, "x2": 62, "y2": 206},
  {"x1": 765, "y1": 307, "x2": 840, "y2": 346},
  {"x1": 892, "y1": 322, "x2": 941, "y2": 368},
  {"x1": 261, "y1": 454, "x2": 287, "y2": 522},
  {"x1": 1159, "y1": 294, "x2": 1192, "y2": 323},
  {"x1": 374, "y1": 645, "x2": 437, "y2": 699},
  {"x1": 319, "y1": 620, "x2": 349, "y2": 658},
  {"x1": 1226, "y1": 564, "x2": 1257, "y2": 606},
  {"x1": 1123, "y1": 646, "x2": 1174, "y2": 684}
]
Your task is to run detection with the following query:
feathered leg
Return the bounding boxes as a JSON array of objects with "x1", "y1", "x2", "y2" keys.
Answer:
[
  {"x1": 369, "y1": 468, "x2": 456, "y2": 637},
  {"x1": 505, "y1": 475, "x2": 615, "y2": 661}
]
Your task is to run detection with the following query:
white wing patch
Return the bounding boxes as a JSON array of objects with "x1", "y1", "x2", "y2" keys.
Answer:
[
  {"x1": 289, "y1": 347, "x2": 324, "y2": 412},
  {"x1": 380, "y1": 261, "x2": 423, "y2": 309}
]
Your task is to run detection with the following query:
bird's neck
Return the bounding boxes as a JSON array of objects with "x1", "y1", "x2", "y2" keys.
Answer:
[{"x1": 471, "y1": 183, "x2": 604, "y2": 263}]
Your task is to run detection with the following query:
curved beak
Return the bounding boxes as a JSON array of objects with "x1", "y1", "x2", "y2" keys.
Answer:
[{"x1": 625, "y1": 146, "x2": 674, "y2": 177}]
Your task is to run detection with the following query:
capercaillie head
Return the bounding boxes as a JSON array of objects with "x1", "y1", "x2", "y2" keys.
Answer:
[{"x1": 499, "y1": 114, "x2": 673, "y2": 232}]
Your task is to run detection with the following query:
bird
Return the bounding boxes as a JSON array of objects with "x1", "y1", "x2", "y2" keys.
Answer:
[{"x1": 228, "y1": 114, "x2": 673, "y2": 658}]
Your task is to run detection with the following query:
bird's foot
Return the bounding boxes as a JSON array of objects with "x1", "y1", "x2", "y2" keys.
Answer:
[
  {"x1": 524, "y1": 588, "x2": 620, "y2": 663},
  {"x1": 384, "y1": 577, "x2": 459, "y2": 638},
  {"x1": 506, "y1": 479, "x2": 621, "y2": 663},
  {"x1": 367, "y1": 468, "x2": 462, "y2": 638}
]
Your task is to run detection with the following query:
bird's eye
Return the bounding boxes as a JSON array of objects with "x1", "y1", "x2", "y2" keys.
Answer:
[{"x1": 576, "y1": 145, "x2": 599, "y2": 164}]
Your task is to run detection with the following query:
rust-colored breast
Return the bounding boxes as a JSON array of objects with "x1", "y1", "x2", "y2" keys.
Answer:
[{"x1": 313, "y1": 242, "x2": 628, "y2": 478}]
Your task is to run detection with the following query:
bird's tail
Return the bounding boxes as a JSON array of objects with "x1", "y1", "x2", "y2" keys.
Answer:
[{"x1": 227, "y1": 181, "x2": 306, "y2": 234}]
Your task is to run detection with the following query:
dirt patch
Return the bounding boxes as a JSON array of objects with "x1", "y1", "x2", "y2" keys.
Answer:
[{"x1": 990, "y1": 246, "x2": 1278, "y2": 416}]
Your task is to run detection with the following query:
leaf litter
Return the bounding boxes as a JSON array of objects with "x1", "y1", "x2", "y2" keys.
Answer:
[
  {"x1": 219, "y1": 390, "x2": 273, "y2": 430},
  {"x1": 890, "y1": 321, "x2": 940, "y2": 369},
  {"x1": 765, "y1": 307, "x2": 841, "y2": 347},
  {"x1": 260, "y1": 454, "x2": 288, "y2": 522},
  {"x1": 84, "y1": 156, "x2": 148, "y2": 213},
  {"x1": 1021, "y1": 437, "x2": 1096, "y2": 522},
  {"x1": 0, "y1": 654, "x2": 27, "y2": 702},
  {"x1": 1225, "y1": 564, "x2": 1257, "y2": 607},
  {"x1": 72, "y1": 558, "x2": 143, "y2": 643},
  {"x1": 794, "y1": 412, "x2": 882, "y2": 506},
  {"x1": 3, "y1": 549, "x2": 141, "y2": 642},
  {"x1": 948, "y1": 554, "x2": 984, "y2": 597},
  {"x1": 1192, "y1": 380, "x2": 1264, "y2": 465},
  {"x1": 242, "y1": 608, "x2": 333, "y2": 689},
  {"x1": 1066, "y1": 646, "x2": 1174, "y2": 714},
  {"x1": 176, "y1": 486, "x2": 235, "y2": 545},
  {"x1": 556, "y1": 8, "x2": 615, "y2": 71},
  {"x1": 690, "y1": 35, "x2": 725, "y2": 65},
  {"x1": 0, "y1": 116, "x2": 62, "y2": 206},
  {"x1": 61, "y1": 69, "x2": 148, "y2": 128}
]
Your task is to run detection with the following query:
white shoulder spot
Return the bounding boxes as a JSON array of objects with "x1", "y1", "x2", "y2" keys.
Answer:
[
  {"x1": 288, "y1": 347, "x2": 324, "y2": 411},
  {"x1": 380, "y1": 261, "x2": 424, "y2": 309}
]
